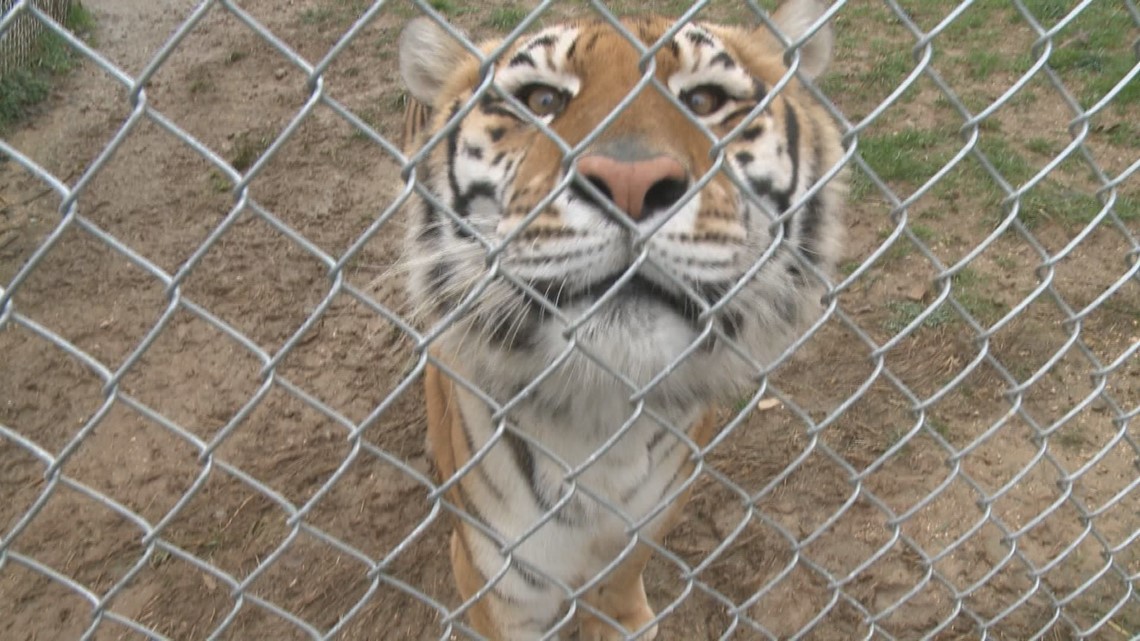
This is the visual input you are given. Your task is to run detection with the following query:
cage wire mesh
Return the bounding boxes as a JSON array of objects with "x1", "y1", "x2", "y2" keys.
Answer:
[
  {"x1": 0, "y1": 0, "x2": 73, "y2": 75},
  {"x1": 1, "y1": 0, "x2": 1138, "y2": 639}
]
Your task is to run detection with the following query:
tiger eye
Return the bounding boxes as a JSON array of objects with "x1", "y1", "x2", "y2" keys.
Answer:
[
  {"x1": 518, "y1": 85, "x2": 567, "y2": 117},
  {"x1": 683, "y1": 86, "x2": 728, "y2": 116}
]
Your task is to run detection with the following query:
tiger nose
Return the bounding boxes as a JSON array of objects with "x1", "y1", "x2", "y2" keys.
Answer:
[{"x1": 576, "y1": 154, "x2": 689, "y2": 221}]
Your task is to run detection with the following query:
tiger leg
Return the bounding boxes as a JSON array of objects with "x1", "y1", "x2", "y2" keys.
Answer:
[
  {"x1": 451, "y1": 523, "x2": 571, "y2": 639},
  {"x1": 577, "y1": 409, "x2": 720, "y2": 641},
  {"x1": 426, "y1": 361, "x2": 568, "y2": 639},
  {"x1": 577, "y1": 541, "x2": 658, "y2": 641}
]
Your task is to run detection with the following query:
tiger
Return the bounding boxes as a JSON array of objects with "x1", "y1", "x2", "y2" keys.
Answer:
[{"x1": 397, "y1": 1, "x2": 847, "y2": 638}]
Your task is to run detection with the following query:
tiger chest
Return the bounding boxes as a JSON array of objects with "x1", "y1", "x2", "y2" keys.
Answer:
[{"x1": 450, "y1": 380, "x2": 705, "y2": 579}]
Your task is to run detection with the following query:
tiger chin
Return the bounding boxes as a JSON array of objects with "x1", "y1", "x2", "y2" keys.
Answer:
[{"x1": 398, "y1": 2, "x2": 846, "y2": 639}]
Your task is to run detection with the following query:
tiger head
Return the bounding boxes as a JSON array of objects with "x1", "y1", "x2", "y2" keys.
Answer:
[{"x1": 399, "y1": 1, "x2": 846, "y2": 410}]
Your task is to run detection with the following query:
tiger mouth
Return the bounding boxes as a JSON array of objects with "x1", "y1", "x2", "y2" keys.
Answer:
[{"x1": 521, "y1": 272, "x2": 721, "y2": 327}]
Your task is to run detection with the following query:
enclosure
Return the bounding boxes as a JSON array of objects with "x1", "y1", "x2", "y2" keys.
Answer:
[{"x1": 1, "y1": 0, "x2": 1138, "y2": 639}]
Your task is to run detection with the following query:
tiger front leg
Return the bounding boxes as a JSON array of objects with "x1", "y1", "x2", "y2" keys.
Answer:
[
  {"x1": 450, "y1": 527, "x2": 573, "y2": 640},
  {"x1": 576, "y1": 542, "x2": 658, "y2": 641}
]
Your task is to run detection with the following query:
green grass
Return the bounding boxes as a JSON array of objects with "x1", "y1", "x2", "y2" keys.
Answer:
[
  {"x1": 881, "y1": 267, "x2": 1007, "y2": 332},
  {"x1": 229, "y1": 131, "x2": 272, "y2": 172},
  {"x1": 485, "y1": 5, "x2": 528, "y2": 30},
  {"x1": 299, "y1": 7, "x2": 335, "y2": 25},
  {"x1": 428, "y1": 0, "x2": 462, "y2": 16},
  {"x1": 884, "y1": 300, "x2": 955, "y2": 333},
  {"x1": 1025, "y1": 137, "x2": 1055, "y2": 156},
  {"x1": 925, "y1": 418, "x2": 951, "y2": 440},
  {"x1": 0, "y1": 2, "x2": 95, "y2": 134},
  {"x1": 952, "y1": 268, "x2": 1007, "y2": 324},
  {"x1": 858, "y1": 127, "x2": 954, "y2": 186},
  {"x1": 865, "y1": 39, "x2": 914, "y2": 91},
  {"x1": 1103, "y1": 122, "x2": 1140, "y2": 150},
  {"x1": 1022, "y1": 0, "x2": 1140, "y2": 109},
  {"x1": 965, "y1": 50, "x2": 1003, "y2": 80}
]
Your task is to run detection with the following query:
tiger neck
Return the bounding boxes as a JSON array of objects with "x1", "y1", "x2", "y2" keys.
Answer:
[{"x1": 443, "y1": 351, "x2": 708, "y2": 467}]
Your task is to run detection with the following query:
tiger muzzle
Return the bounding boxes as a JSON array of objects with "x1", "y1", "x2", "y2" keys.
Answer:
[{"x1": 575, "y1": 153, "x2": 689, "y2": 222}]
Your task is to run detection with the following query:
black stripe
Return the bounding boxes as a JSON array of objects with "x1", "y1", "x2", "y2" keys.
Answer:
[
  {"x1": 784, "y1": 98, "x2": 801, "y2": 201},
  {"x1": 485, "y1": 306, "x2": 538, "y2": 351},
  {"x1": 747, "y1": 177, "x2": 791, "y2": 214},
  {"x1": 460, "y1": 424, "x2": 506, "y2": 502},
  {"x1": 711, "y1": 51, "x2": 735, "y2": 68},
  {"x1": 416, "y1": 165, "x2": 441, "y2": 240},
  {"x1": 722, "y1": 310, "x2": 743, "y2": 340},
  {"x1": 686, "y1": 30, "x2": 714, "y2": 47},
  {"x1": 787, "y1": 263, "x2": 806, "y2": 286},
  {"x1": 723, "y1": 106, "x2": 755, "y2": 125},
  {"x1": 525, "y1": 34, "x2": 557, "y2": 50},
  {"x1": 797, "y1": 118, "x2": 826, "y2": 264},
  {"x1": 427, "y1": 262, "x2": 451, "y2": 296},
  {"x1": 479, "y1": 96, "x2": 519, "y2": 120},
  {"x1": 455, "y1": 478, "x2": 491, "y2": 528},
  {"x1": 453, "y1": 181, "x2": 497, "y2": 217},
  {"x1": 453, "y1": 525, "x2": 528, "y2": 606},
  {"x1": 584, "y1": 32, "x2": 601, "y2": 53},
  {"x1": 512, "y1": 560, "x2": 547, "y2": 589},
  {"x1": 501, "y1": 430, "x2": 578, "y2": 526},
  {"x1": 509, "y1": 52, "x2": 536, "y2": 67},
  {"x1": 741, "y1": 125, "x2": 764, "y2": 141},
  {"x1": 783, "y1": 99, "x2": 802, "y2": 248},
  {"x1": 415, "y1": 216, "x2": 441, "y2": 243},
  {"x1": 774, "y1": 291, "x2": 798, "y2": 323},
  {"x1": 445, "y1": 101, "x2": 463, "y2": 212},
  {"x1": 752, "y1": 78, "x2": 768, "y2": 101}
]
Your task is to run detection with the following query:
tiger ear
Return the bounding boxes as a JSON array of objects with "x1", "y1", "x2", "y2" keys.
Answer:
[
  {"x1": 399, "y1": 17, "x2": 473, "y2": 105},
  {"x1": 767, "y1": 0, "x2": 835, "y2": 79}
]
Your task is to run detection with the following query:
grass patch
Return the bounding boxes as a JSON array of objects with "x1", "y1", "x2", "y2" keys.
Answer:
[
  {"x1": 1023, "y1": 0, "x2": 1140, "y2": 109},
  {"x1": 979, "y1": 136, "x2": 1035, "y2": 185},
  {"x1": 1017, "y1": 182, "x2": 1109, "y2": 228},
  {"x1": 882, "y1": 268, "x2": 1007, "y2": 332},
  {"x1": 965, "y1": 50, "x2": 1003, "y2": 80},
  {"x1": 485, "y1": 5, "x2": 528, "y2": 30},
  {"x1": 1102, "y1": 122, "x2": 1140, "y2": 150},
  {"x1": 1025, "y1": 137, "x2": 1055, "y2": 156},
  {"x1": 428, "y1": 0, "x2": 462, "y2": 16},
  {"x1": 925, "y1": 418, "x2": 951, "y2": 440},
  {"x1": 952, "y1": 268, "x2": 1007, "y2": 324},
  {"x1": 0, "y1": 2, "x2": 95, "y2": 134},
  {"x1": 884, "y1": 300, "x2": 955, "y2": 333},
  {"x1": 207, "y1": 170, "x2": 231, "y2": 193},
  {"x1": 858, "y1": 127, "x2": 954, "y2": 186},
  {"x1": 229, "y1": 131, "x2": 272, "y2": 172},
  {"x1": 299, "y1": 7, "x2": 335, "y2": 25},
  {"x1": 865, "y1": 39, "x2": 914, "y2": 91}
]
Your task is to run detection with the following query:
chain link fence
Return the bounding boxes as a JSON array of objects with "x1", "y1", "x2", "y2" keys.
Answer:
[
  {"x1": 0, "y1": 0, "x2": 71, "y2": 75},
  {"x1": 1, "y1": 0, "x2": 1138, "y2": 639}
]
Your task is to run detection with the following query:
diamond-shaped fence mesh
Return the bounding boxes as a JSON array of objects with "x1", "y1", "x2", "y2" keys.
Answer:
[{"x1": 1, "y1": 0, "x2": 1138, "y2": 639}]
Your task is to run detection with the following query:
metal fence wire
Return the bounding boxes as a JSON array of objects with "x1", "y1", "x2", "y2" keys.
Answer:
[
  {"x1": 0, "y1": 0, "x2": 70, "y2": 75},
  {"x1": 1, "y1": 0, "x2": 1139, "y2": 639}
]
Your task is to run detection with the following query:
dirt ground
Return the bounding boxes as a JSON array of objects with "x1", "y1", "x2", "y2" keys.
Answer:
[{"x1": 1, "y1": 0, "x2": 1137, "y2": 639}]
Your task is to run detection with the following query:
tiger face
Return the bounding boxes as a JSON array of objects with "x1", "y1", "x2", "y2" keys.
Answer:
[{"x1": 400, "y1": 3, "x2": 846, "y2": 413}]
